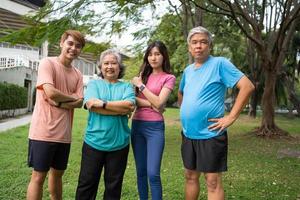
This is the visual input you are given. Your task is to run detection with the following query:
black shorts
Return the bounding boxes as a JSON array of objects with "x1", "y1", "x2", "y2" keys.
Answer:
[
  {"x1": 181, "y1": 132, "x2": 228, "y2": 172},
  {"x1": 27, "y1": 139, "x2": 71, "y2": 172}
]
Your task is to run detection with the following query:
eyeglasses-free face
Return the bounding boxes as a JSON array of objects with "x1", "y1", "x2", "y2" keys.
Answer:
[
  {"x1": 189, "y1": 33, "x2": 211, "y2": 63},
  {"x1": 100, "y1": 54, "x2": 120, "y2": 82}
]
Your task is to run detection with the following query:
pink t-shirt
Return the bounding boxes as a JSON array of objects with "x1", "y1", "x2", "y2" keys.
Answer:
[
  {"x1": 133, "y1": 72, "x2": 176, "y2": 121},
  {"x1": 29, "y1": 57, "x2": 83, "y2": 143}
]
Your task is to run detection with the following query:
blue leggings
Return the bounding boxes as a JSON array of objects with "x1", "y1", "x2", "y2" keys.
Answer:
[{"x1": 131, "y1": 120, "x2": 165, "y2": 200}]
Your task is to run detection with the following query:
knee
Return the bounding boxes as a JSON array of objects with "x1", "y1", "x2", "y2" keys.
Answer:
[
  {"x1": 184, "y1": 171, "x2": 199, "y2": 184},
  {"x1": 205, "y1": 176, "x2": 220, "y2": 192},
  {"x1": 148, "y1": 173, "x2": 160, "y2": 184},
  {"x1": 137, "y1": 168, "x2": 147, "y2": 177},
  {"x1": 31, "y1": 172, "x2": 46, "y2": 185}
]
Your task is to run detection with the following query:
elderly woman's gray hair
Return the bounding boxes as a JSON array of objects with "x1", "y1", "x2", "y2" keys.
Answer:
[
  {"x1": 187, "y1": 26, "x2": 213, "y2": 46},
  {"x1": 98, "y1": 49, "x2": 126, "y2": 79}
]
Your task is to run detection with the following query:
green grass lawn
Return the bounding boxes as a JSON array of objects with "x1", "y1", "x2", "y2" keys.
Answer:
[{"x1": 0, "y1": 108, "x2": 299, "y2": 200}]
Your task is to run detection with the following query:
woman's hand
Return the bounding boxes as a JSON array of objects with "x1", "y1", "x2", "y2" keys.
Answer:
[
  {"x1": 86, "y1": 98, "x2": 104, "y2": 110},
  {"x1": 131, "y1": 76, "x2": 143, "y2": 87}
]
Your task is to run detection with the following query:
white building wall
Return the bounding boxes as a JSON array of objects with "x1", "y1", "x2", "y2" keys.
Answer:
[{"x1": 0, "y1": 44, "x2": 40, "y2": 60}]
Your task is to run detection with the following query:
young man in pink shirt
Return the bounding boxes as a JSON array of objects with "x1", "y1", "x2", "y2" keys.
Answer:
[{"x1": 26, "y1": 30, "x2": 85, "y2": 200}]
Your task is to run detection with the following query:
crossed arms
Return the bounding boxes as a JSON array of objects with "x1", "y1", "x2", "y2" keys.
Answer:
[
  {"x1": 85, "y1": 98, "x2": 135, "y2": 115},
  {"x1": 42, "y1": 83, "x2": 83, "y2": 109}
]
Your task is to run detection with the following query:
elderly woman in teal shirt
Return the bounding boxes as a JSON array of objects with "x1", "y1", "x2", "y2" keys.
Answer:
[{"x1": 75, "y1": 49, "x2": 135, "y2": 200}]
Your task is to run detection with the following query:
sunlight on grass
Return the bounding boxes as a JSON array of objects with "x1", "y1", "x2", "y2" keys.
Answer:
[{"x1": 0, "y1": 108, "x2": 299, "y2": 199}]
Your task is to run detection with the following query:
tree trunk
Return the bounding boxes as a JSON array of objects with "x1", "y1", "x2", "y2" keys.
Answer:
[
  {"x1": 180, "y1": 0, "x2": 193, "y2": 63},
  {"x1": 248, "y1": 87, "x2": 258, "y2": 117},
  {"x1": 194, "y1": 6, "x2": 203, "y2": 27},
  {"x1": 257, "y1": 68, "x2": 288, "y2": 136},
  {"x1": 282, "y1": 72, "x2": 300, "y2": 116},
  {"x1": 247, "y1": 39, "x2": 259, "y2": 118}
]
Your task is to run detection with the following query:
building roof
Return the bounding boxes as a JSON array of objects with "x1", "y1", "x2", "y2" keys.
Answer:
[
  {"x1": 10, "y1": 0, "x2": 45, "y2": 9},
  {"x1": 0, "y1": 8, "x2": 29, "y2": 33}
]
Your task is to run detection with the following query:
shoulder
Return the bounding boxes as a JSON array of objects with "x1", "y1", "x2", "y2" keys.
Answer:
[
  {"x1": 87, "y1": 79, "x2": 102, "y2": 87},
  {"x1": 183, "y1": 63, "x2": 194, "y2": 73},
  {"x1": 211, "y1": 56, "x2": 232, "y2": 65},
  {"x1": 39, "y1": 57, "x2": 54, "y2": 66},
  {"x1": 164, "y1": 73, "x2": 176, "y2": 78},
  {"x1": 73, "y1": 67, "x2": 83, "y2": 75},
  {"x1": 118, "y1": 80, "x2": 133, "y2": 88},
  {"x1": 38, "y1": 57, "x2": 57, "y2": 73},
  {"x1": 164, "y1": 73, "x2": 176, "y2": 82}
]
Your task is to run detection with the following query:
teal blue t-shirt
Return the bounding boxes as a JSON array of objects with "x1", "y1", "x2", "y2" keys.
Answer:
[
  {"x1": 84, "y1": 79, "x2": 135, "y2": 151},
  {"x1": 179, "y1": 56, "x2": 244, "y2": 139}
]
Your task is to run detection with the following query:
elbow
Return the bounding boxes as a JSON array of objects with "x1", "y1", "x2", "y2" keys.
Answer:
[
  {"x1": 152, "y1": 102, "x2": 164, "y2": 110},
  {"x1": 248, "y1": 82, "x2": 255, "y2": 94},
  {"x1": 76, "y1": 99, "x2": 84, "y2": 108},
  {"x1": 124, "y1": 101, "x2": 135, "y2": 110}
]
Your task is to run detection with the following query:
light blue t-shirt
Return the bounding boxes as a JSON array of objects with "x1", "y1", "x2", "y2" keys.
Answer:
[
  {"x1": 84, "y1": 79, "x2": 135, "y2": 151},
  {"x1": 179, "y1": 56, "x2": 244, "y2": 139}
]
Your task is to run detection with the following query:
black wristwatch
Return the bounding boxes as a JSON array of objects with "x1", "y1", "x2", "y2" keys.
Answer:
[
  {"x1": 139, "y1": 84, "x2": 146, "y2": 92},
  {"x1": 102, "y1": 100, "x2": 107, "y2": 109}
]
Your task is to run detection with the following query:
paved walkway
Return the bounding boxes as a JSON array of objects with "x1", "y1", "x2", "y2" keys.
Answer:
[{"x1": 0, "y1": 114, "x2": 32, "y2": 132}]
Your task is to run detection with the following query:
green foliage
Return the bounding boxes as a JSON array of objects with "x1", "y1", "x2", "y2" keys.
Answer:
[
  {"x1": 123, "y1": 54, "x2": 143, "y2": 80},
  {"x1": 0, "y1": 0, "x2": 157, "y2": 48},
  {"x1": 83, "y1": 41, "x2": 111, "y2": 57},
  {"x1": 0, "y1": 109, "x2": 300, "y2": 199},
  {"x1": 148, "y1": 14, "x2": 189, "y2": 106},
  {"x1": 0, "y1": 82, "x2": 27, "y2": 110}
]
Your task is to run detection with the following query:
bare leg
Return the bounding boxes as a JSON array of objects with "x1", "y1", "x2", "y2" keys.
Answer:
[
  {"x1": 26, "y1": 170, "x2": 47, "y2": 200},
  {"x1": 205, "y1": 173, "x2": 224, "y2": 200},
  {"x1": 48, "y1": 168, "x2": 65, "y2": 200},
  {"x1": 184, "y1": 168, "x2": 201, "y2": 200}
]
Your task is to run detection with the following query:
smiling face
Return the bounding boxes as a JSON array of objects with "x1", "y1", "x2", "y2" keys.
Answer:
[
  {"x1": 188, "y1": 33, "x2": 211, "y2": 64},
  {"x1": 147, "y1": 46, "x2": 164, "y2": 70},
  {"x1": 100, "y1": 54, "x2": 120, "y2": 82},
  {"x1": 59, "y1": 35, "x2": 82, "y2": 61}
]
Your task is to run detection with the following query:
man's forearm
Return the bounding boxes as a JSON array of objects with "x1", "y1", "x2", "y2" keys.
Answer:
[
  {"x1": 43, "y1": 84, "x2": 79, "y2": 103},
  {"x1": 51, "y1": 91, "x2": 79, "y2": 103},
  {"x1": 60, "y1": 98, "x2": 83, "y2": 109},
  {"x1": 229, "y1": 76, "x2": 254, "y2": 120}
]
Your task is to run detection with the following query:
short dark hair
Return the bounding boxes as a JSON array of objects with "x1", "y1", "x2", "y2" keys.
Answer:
[{"x1": 60, "y1": 30, "x2": 85, "y2": 48}]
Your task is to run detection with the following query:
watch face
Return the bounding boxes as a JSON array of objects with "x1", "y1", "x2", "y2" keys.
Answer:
[{"x1": 139, "y1": 85, "x2": 145, "y2": 92}]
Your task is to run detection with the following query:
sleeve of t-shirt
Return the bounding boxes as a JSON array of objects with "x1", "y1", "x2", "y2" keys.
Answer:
[
  {"x1": 163, "y1": 75, "x2": 176, "y2": 90},
  {"x1": 179, "y1": 71, "x2": 186, "y2": 93},
  {"x1": 36, "y1": 58, "x2": 55, "y2": 90},
  {"x1": 74, "y1": 71, "x2": 84, "y2": 99},
  {"x1": 84, "y1": 80, "x2": 99, "y2": 105},
  {"x1": 219, "y1": 58, "x2": 244, "y2": 88},
  {"x1": 122, "y1": 83, "x2": 136, "y2": 105}
]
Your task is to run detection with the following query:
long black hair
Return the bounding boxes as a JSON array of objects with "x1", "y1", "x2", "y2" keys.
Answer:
[{"x1": 139, "y1": 41, "x2": 171, "y2": 85}]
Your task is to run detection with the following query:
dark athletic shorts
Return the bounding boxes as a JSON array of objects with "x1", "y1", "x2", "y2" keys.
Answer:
[
  {"x1": 27, "y1": 139, "x2": 71, "y2": 172},
  {"x1": 181, "y1": 131, "x2": 228, "y2": 172}
]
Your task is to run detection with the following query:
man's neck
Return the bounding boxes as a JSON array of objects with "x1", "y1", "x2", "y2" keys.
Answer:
[
  {"x1": 194, "y1": 56, "x2": 209, "y2": 68},
  {"x1": 58, "y1": 55, "x2": 72, "y2": 68}
]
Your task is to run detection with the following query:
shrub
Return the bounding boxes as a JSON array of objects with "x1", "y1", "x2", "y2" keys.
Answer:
[{"x1": 0, "y1": 82, "x2": 27, "y2": 110}]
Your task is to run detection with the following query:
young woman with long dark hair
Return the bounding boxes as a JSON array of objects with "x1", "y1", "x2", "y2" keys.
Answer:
[{"x1": 131, "y1": 41, "x2": 176, "y2": 200}]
